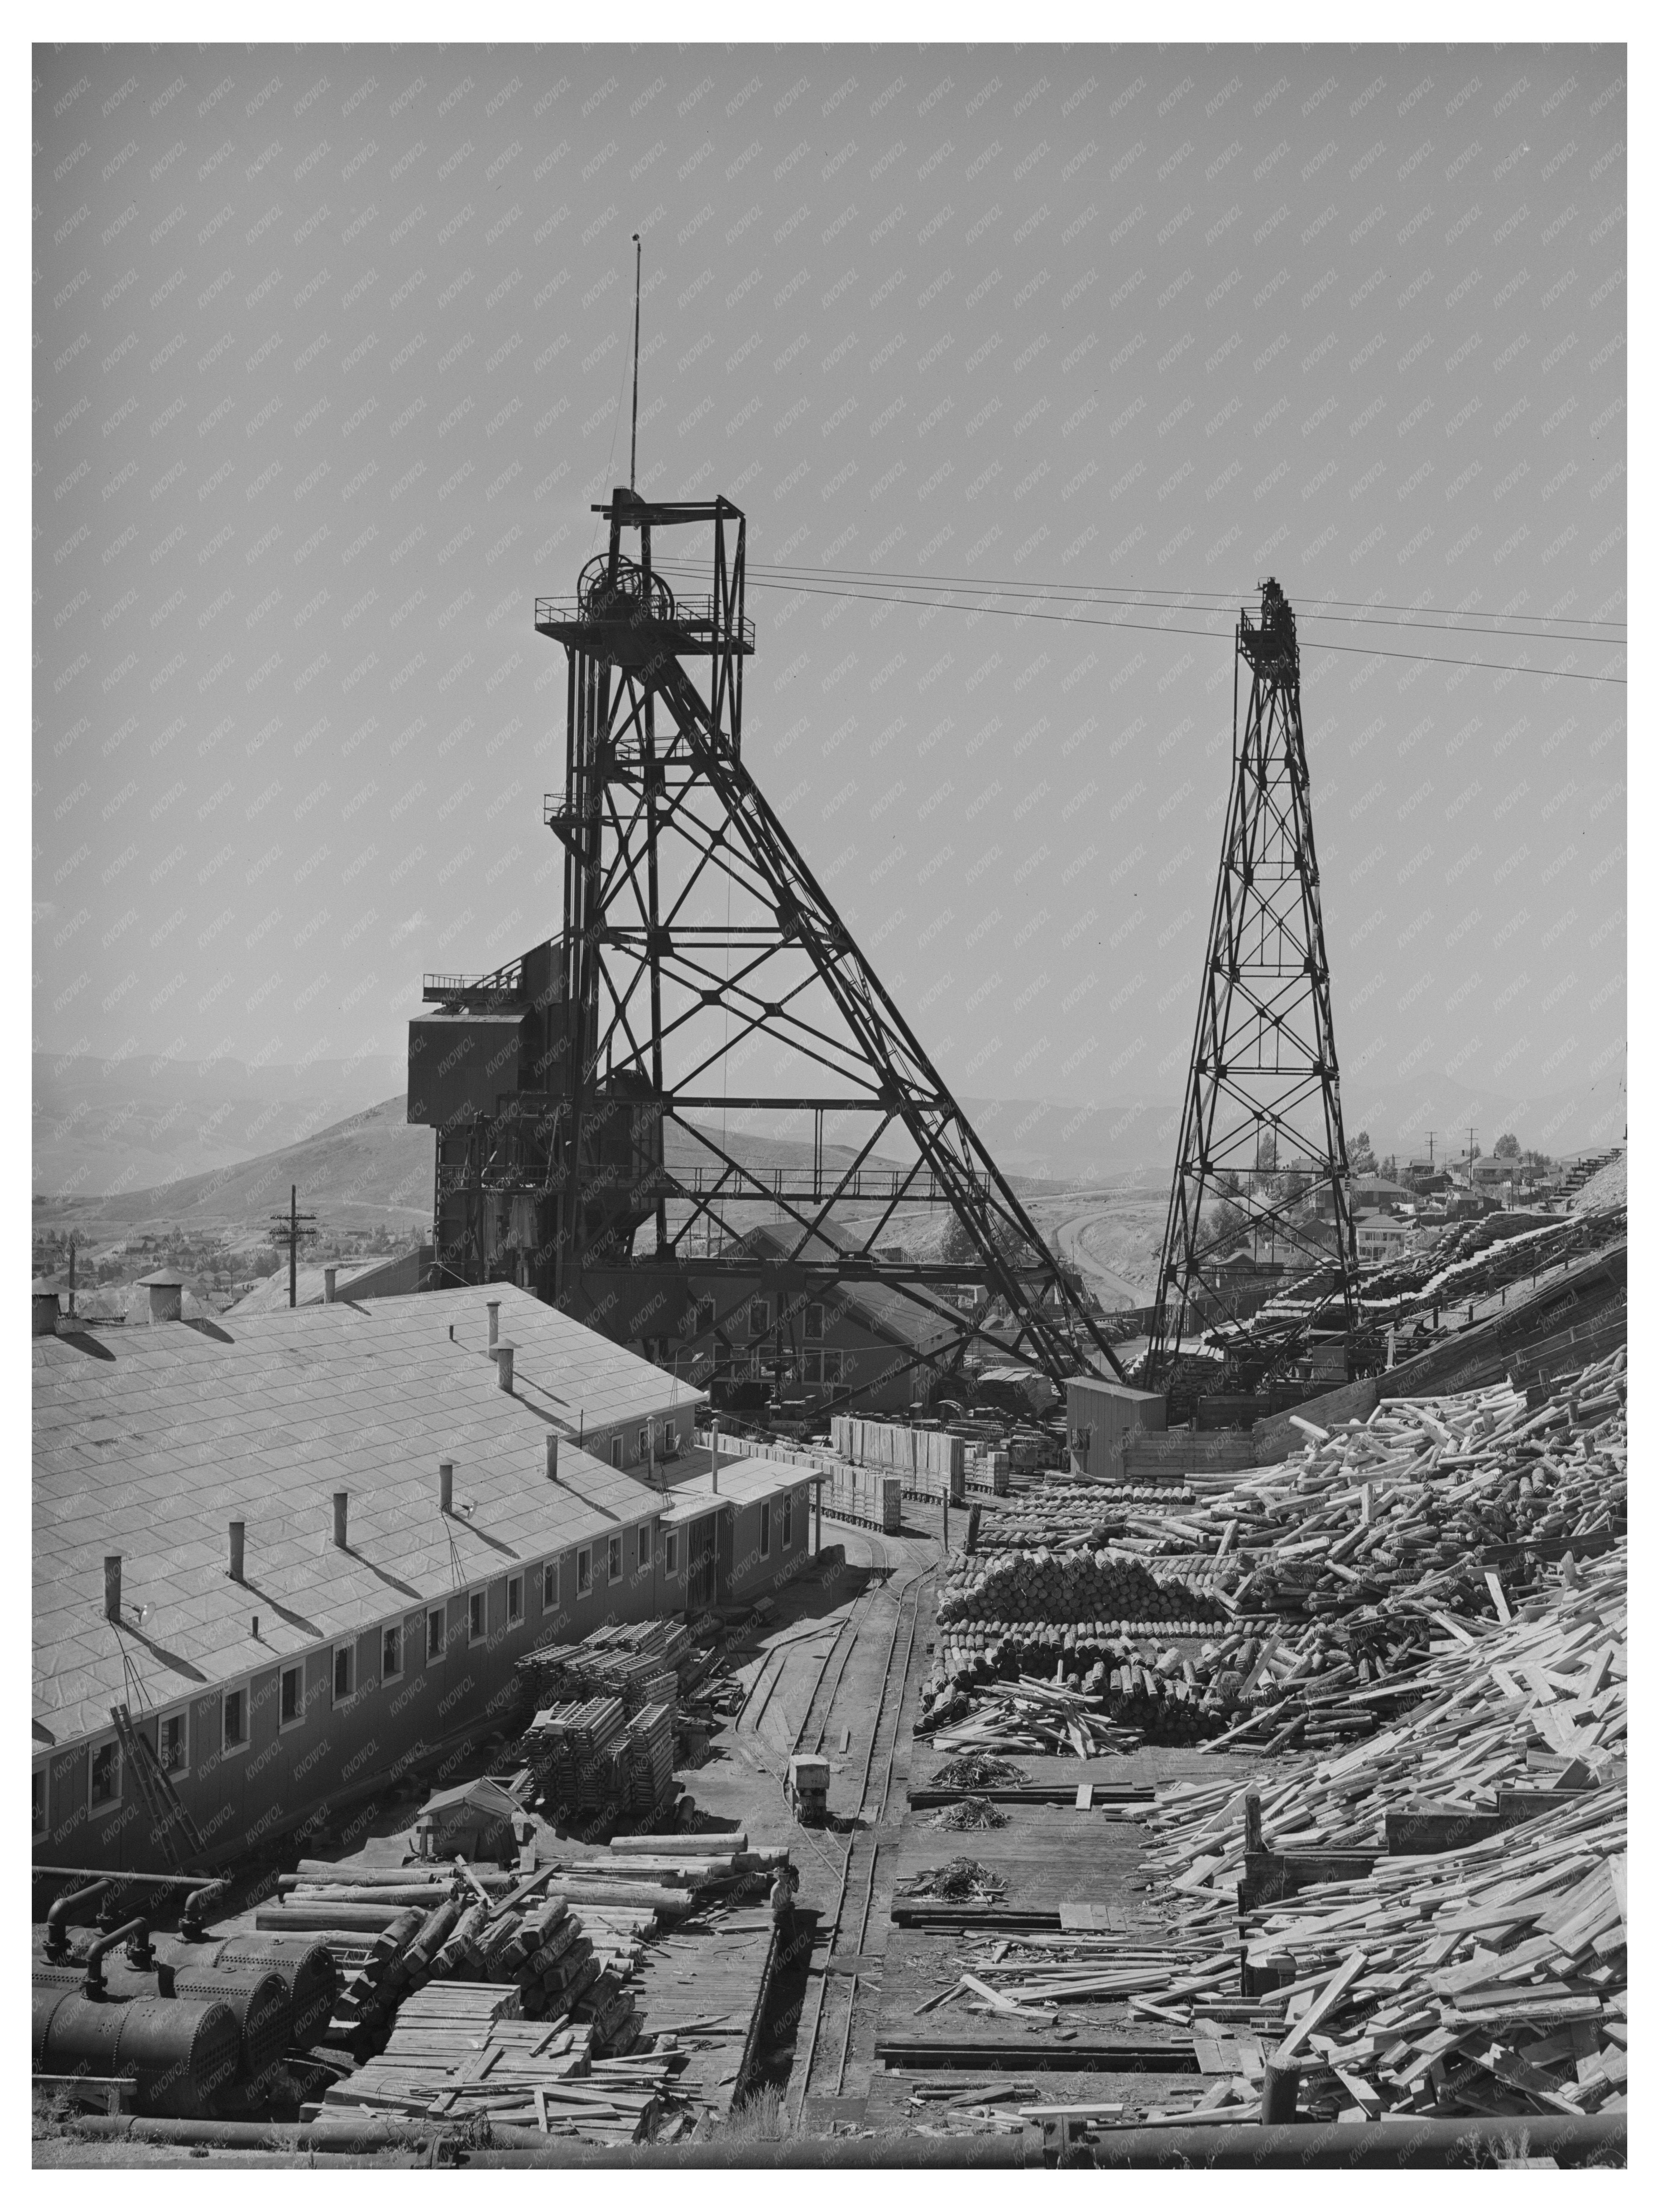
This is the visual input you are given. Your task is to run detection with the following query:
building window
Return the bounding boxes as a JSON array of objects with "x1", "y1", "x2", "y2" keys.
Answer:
[
  {"x1": 333, "y1": 1643, "x2": 356, "y2": 1704},
  {"x1": 695, "y1": 1296, "x2": 715, "y2": 1334},
  {"x1": 468, "y1": 1589, "x2": 487, "y2": 1644},
  {"x1": 159, "y1": 1709, "x2": 189, "y2": 1775},
  {"x1": 806, "y1": 1302, "x2": 824, "y2": 1340},
  {"x1": 541, "y1": 1559, "x2": 559, "y2": 1611},
  {"x1": 748, "y1": 1298, "x2": 769, "y2": 1338},
  {"x1": 222, "y1": 1686, "x2": 248, "y2": 1754},
  {"x1": 783, "y1": 1490, "x2": 794, "y2": 1548},
  {"x1": 507, "y1": 1574, "x2": 523, "y2": 1625},
  {"x1": 427, "y1": 1607, "x2": 445, "y2": 1663},
  {"x1": 638, "y1": 1523, "x2": 652, "y2": 1571},
  {"x1": 32, "y1": 1766, "x2": 47, "y2": 1840},
  {"x1": 803, "y1": 1350, "x2": 822, "y2": 1385},
  {"x1": 759, "y1": 1499, "x2": 771, "y2": 1560},
  {"x1": 665, "y1": 1529, "x2": 679, "y2": 1575},
  {"x1": 280, "y1": 1666, "x2": 304, "y2": 1730},
  {"x1": 663, "y1": 1422, "x2": 678, "y2": 1457},
  {"x1": 610, "y1": 1436, "x2": 623, "y2": 1469},
  {"x1": 637, "y1": 1425, "x2": 649, "y2": 1462},
  {"x1": 382, "y1": 1623, "x2": 403, "y2": 1683},
  {"x1": 577, "y1": 1546, "x2": 592, "y2": 1596},
  {"x1": 822, "y1": 1349, "x2": 842, "y2": 1385},
  {"x1": 607, "y1": 1533, "x2": 623, "y2": 1584},
  {"x1": 89, "y1": 1740, "x2": 120, "y2": 1812}
]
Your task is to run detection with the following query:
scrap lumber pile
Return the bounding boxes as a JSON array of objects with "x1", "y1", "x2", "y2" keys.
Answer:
[
  {"x1": 930, "y1": 1795, "x2": 1009, "y2": 1832},
  {"x1": 316, "y1": 1985, "x2": 686, "y2": 2140},
  {"x1": 901, "y1": 1857, "x2": 1009, "y2": 1905},
  {"x1": 927, "y1": 1354, "x2": 1626, "y2": 1756},
  {"x1": 932, "y1": 1753, "x2": 1030, "y2": 1791},
  {"x1": 921, "y1": 1923, "x2": 1234, "y2": 2023},
  {"x1": 921, "y1": 1675, "x2": 1146, "y2": 1756},
  {"x1": 1111, "y1": 1539, "x2": 1629, "y2": 2127},
  {"x1": 1148, "y1": 1541, "x2": 1627, "y2": 1889},
  {"x1": 1124, "y1": 1786, "x2": 1627, "y2": 2128}
]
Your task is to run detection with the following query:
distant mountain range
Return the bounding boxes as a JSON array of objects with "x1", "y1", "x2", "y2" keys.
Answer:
[{"x1": 32, "y1": 1048, "x2": 1623, "y2": 1245}]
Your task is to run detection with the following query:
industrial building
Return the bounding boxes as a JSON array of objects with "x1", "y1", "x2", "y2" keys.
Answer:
[{"x1": 32, "y1": 1282, "x2": 813, "y2": 1874}]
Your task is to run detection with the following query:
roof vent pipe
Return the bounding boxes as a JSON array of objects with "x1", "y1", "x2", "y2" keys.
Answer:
[
  {"x1": 103, "y1": 1555, "x2": 122, "y2": 1623},
  {"x1": 494, "y1": 1342, "x2": 515, "y2": 1394},
  {"x1": 229, "y1": 1522, "x2": 245, "y2": 1582},
  {"x1": 333, "y1": 1491, "x2": 348, "y2": 1548},
  {"x1": 323, "y1": 1264, "x2": 338, "y2": 1304},
  {"x1": 545, "y1": 1434, "x2": 559, "y2": 1484},
  {"x1": 439, "y1": 1459, "x2": 454, "y2": 1513},
  {"x1": 487, "y1": 1299, "x2": 501, "y2": 1348}
]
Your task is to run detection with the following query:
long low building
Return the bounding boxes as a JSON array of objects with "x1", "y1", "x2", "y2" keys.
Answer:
[{"x1": 33, "y1": 1281, "x2": 814, "y2": 1873}]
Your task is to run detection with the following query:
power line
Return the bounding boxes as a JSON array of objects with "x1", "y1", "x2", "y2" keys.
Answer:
[
  {"x1": 663, "y1": 558, "x2": 1624, "y2": 640},
  {"x1": 656, "y1": 569, "x2": 1625, "y2": 684}
]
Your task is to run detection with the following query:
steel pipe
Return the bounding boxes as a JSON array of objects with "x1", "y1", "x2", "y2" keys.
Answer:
[
  {"x1": 44, "y1": 1879, "x2": 110, "y2": 1961},
  {"x1": 59, "y1": 2117, "x2": 1035, "y2": 2164},
  {"x1": 81, "y1": 1917, "x2": 153, "y2": 1993},
  {"x1": 1064, "y1": 2112, "x2": 1626, "y2": 2168}
]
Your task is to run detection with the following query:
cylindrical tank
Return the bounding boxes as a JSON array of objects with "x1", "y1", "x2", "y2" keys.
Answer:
[
  {"x1": 158, "y1": 1934, "x2": 336, "y2": 2046},
  {"x1": 52, "y1": 1956, "x2": 292, "y2": 2086},
  {"x1": 32, "y1": 1986, "x2": 240, "y2": 2117}
]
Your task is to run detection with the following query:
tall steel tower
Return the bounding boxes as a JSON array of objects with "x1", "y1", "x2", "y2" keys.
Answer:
[
  {"x1": 410, "y1": 489, "x2": 1126, "y2": 1406},
  {"x1": 1149, "y1": 580, "x2": 1359, "y2": 1381}
]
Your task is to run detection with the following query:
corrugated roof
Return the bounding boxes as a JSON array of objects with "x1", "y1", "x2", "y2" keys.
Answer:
[{"x1": 33, "y1": 1284, "x2": 705, "y2": 1748}]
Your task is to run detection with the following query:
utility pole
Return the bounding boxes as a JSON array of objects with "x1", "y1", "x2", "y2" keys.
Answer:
[{"x1": 269, "y1": 1185, "x2": 318, "y2": 1309}]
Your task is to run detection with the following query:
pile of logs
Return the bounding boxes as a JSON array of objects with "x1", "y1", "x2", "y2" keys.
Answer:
[
  {"x1": 937, "y1": 1546, "x2": 1227, "y2": 1633},
  {"x1": 1356, "y1": 1203, "x2": 1625, "y2": 1320}
]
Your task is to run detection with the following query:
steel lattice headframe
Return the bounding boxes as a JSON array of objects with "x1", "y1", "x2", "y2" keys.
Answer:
[
  {"x1": 535, "y1": 489, "x2": 1126, "y2": 1399},
  {"x1": 1149, "y1": 579, "x2": 1360, "y2": 1380}
]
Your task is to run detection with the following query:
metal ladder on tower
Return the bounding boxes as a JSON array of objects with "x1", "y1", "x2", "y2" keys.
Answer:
[{"x1": 110, "y1": 1702, "x2": 206, "y2": 1873}]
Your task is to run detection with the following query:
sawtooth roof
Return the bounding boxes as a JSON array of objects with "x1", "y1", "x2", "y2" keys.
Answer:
[{"x1": 33, "y1": 1285, "x2": 706, "y2": 1749}]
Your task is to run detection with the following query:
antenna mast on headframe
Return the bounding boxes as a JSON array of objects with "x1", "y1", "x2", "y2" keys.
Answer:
[{"x1": 628, "y1": 232, "x2": 642, "y2": 492}]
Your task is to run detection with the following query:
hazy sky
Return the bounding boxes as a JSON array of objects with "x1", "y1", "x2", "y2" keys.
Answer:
[{"x1": 33, "y1": 41, "x2": 1625, "y2": 1122}]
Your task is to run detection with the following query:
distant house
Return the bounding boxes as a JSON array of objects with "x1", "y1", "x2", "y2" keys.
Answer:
[
  {"x1": 227, "y1": 1245, "x2": 430, "y2": 1315},
  {"x1": 1355, "y1": 1213, "x2": 1411, "y2": 1268},
  {"x1": 1350, "y1": 1174, "x2": 1412, "y2": 1211}
]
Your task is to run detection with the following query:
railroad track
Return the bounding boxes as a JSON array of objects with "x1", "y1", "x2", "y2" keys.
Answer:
[{"x1": 789, "y1": 1557, "x2": 928, "y2": 2118}]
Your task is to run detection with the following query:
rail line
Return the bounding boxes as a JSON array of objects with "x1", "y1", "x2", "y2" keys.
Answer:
[{"x1": 790, "y1": 1557, "x2": 928, "y2": 2118}]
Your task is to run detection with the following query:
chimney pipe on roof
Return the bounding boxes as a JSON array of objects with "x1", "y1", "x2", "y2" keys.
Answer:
[
  {"x1": 439, "y1": 1459, "x2": 454, "y2": 1513},
  {"x1": 545, "y1": 1433, "x2": 559, "y2": 1484},
  {"x1": 229, "y1": 1521, "x2": 245, "y2": 1582},
  {"x1": 493, "y1": 1342, "x2": 515, "y2": 1394},
  {"x1": 324, "y1": 1264, "x2": 338, "y2": 1304},
  {"x1": 710, "y1": 1414, "x2": 719, "y2": 1495},
  {"x1": 104, "y1": 1555, "x2": 122, "y2": 1623},
  {"x1": 487, "y1": 1299, "x2": 501, "y2": 1348},
  {"x1": 333, "y1": 1491, "x2": 348, "y2": 1548}
]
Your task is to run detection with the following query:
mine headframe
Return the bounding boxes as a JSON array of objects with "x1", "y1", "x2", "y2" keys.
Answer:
[{"x1": 408, "y1": 489, "x2": 1126, "y2": 1408}]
